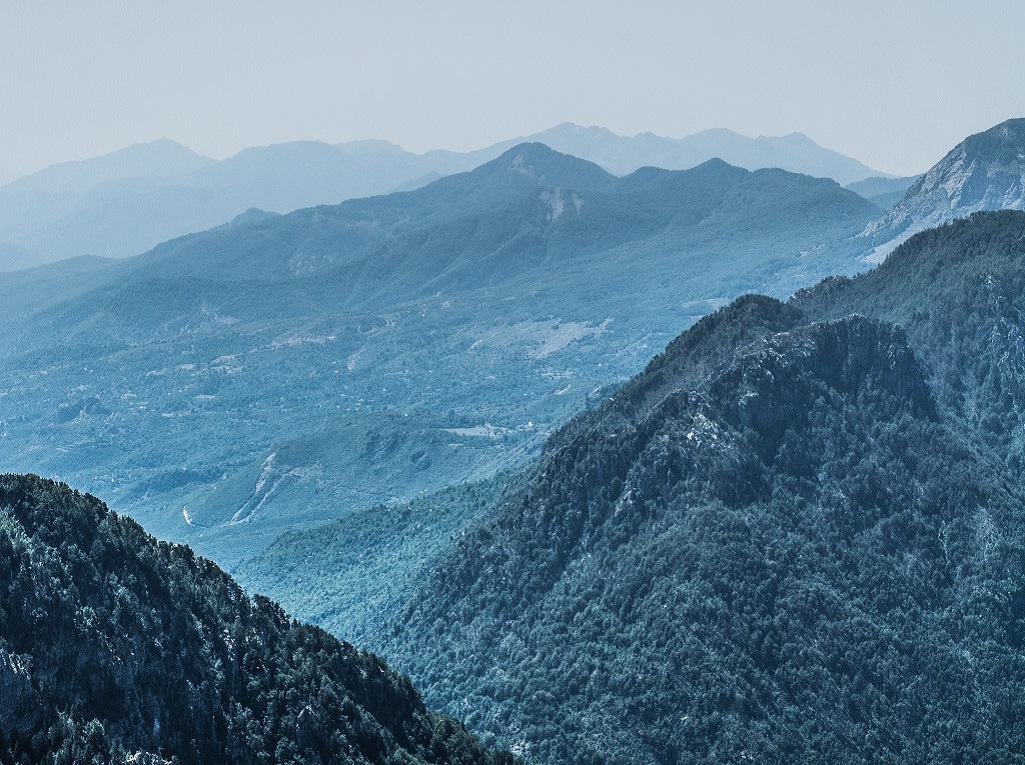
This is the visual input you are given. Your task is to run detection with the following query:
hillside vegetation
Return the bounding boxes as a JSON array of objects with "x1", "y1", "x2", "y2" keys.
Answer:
[
  {"x1": 0, "y1": 474, "x2": 514, "y2": 765},
  {"x1": 246, "y1": 211, "x2": 1025, "y2": 764}
]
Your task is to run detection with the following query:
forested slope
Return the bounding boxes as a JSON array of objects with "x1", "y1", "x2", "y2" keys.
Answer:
[
  {"x1": 377, "y1": 310, "x2": 1025, "y2": 764},
  {"x1": 0, "y1": 474, "x2": 513, "y2": 765},
  {"x1": 247, "y1": 211, "x2": 1025, "y2": 764}
]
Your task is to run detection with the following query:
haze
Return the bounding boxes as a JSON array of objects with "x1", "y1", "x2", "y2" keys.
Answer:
[{"x1": 3, "y1": 0, "x2": 1024, "y2": 182}]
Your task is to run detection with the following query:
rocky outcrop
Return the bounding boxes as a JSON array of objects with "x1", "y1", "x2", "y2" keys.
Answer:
[{"x1": 859, "y1": 118, "x2": 1025, "y2": 263}]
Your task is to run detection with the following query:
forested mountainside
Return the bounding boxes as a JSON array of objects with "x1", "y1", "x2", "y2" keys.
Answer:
[
  {"x1": 796, "y1": 209, "x2": 1025, "y2": 466},
  {"x1": 0, "y1": 143, "x2": 879, "y2": 566},
  {"x1": 246, "y1": 211, "x2": 1025, "y2": 764},
  {"x1": 0, "y1": 474, "x2": 513, "y2": 765},
  {"x1": 235, "y1": 472, "x2": 532, "y2": 646}
]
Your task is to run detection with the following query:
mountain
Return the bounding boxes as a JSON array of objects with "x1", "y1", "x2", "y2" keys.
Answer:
[
  {"x1": 0, "y1": 139, "x2": 217, "y2": 269},
  {"x1": 844, "y1": 174, "x2": 922, "y2": 210},
  {"x1": 0, "y1": 140, "x2": 436, "y2": 268},
  {"x1": 0, "y1": 473, "x2": 513, "y2": 764},
  {"x1": 858, "y1": 118, "x2": 1025, "y2": 262},
  {"x1": 241, "y1": 211, "x2": 1025, "y2": 764},
  {"x1": 0, "y1": 253, "x2": 117, "y2": 325},
  {"x1": 182, "y1": 139, "x2": 442, "y2": 213},
  {"x1": 528, "y1": 123, "x2": 889, "y2": 184},
  {"x1": 236, "y1": 471, "x2": 530, "y2": 644},
  {"x1": 0, "y1": 138, "x2": 214, "y2": 194},
  {"x1": 377, "y1": 124, "x2": 890, "y2": 188},
  {"x1": 0, "y1": 125, "x2": 887, "y2": 270},
  {"x1": 0, "y1": 144, "x2": 880, "y2": 566}
]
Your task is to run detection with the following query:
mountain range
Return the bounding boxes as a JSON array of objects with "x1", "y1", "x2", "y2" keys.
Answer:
[
  {"x1": 4, "y1": 117, "x2": 1024, "y2": 570},
  {"x1": 0, "y1": 144, "x2": 880, "y2": 566},
  {"x1": 4, "y1": 120, "x2": 1023, "y2": 571},
  {"x1": 4, "y1": 116, "x2": 1025, "y2": 763},
  {"x1": 0, "y1": 124, "x2": 890, "y2": 270},
  {"x1": 243, "y1": 210, "x2": 1025, "y2": 764}
]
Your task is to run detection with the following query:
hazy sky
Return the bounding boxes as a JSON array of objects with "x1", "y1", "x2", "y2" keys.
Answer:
[{"x1": 3, "y1": 0, "x2": 1024, "y2": 182}]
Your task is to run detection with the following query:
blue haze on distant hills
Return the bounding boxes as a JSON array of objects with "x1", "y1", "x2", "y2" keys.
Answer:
[
  {"x1": 5, "y1": 119, "x2": 1023, "y2": 567},
  {"x1": 0, "y1": 123, "x2": 889, "y2": 271},
  {"x1": 0, "y1": 143, "x2": 880, "y2": 565}
]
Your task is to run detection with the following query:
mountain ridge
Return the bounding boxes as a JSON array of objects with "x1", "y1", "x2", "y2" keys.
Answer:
[
  {"x1": 0, "y1": 125, "x2": 890, "y2": 271},
  {"x1": 858, "y1": 118, "x2": 1025, "y2": 262},
  {"x1": 0, "y1": 144, "x2": 879, "y2": 565},
  {"x1": 1, "y1": 138, "x2": 214, "y2": 194},
  {"x1": 240, "y1": 210, "x2": 1025, "y2": 765},
  {"x1": 371, "y1": 303, "x2": 1020, "y2": 764}
]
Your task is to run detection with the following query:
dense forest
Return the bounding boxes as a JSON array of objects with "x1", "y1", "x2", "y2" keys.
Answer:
[
  {"x1": 246, "y1": 211, "x2": 1025, "y2": 764},
  {"x1": 7, "y1": 197, "x2": 1025, "y2": 764},
  {"x1": 0, "y1": 474, "x2": 514, "y2": 765}
]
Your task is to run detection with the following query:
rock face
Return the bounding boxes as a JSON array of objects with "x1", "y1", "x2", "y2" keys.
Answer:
[{"x1": 859, "y1": 118, "x2": 1025, "y2": 262}]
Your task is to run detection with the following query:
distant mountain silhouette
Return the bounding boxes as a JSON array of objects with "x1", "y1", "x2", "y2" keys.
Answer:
[
  {"x1": 1, "y1": 138, "x2": 213, "y2": 194},
  {"x1": 0, "y1": 125, "x2": 889, "y2": 270},
  {"x1": 527, "y1": 123, "x2": 889, "y2": 183}
]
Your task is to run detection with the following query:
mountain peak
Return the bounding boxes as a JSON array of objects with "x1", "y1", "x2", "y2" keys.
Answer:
[
  {"x1": 686, "y1": 127, "x2": 744, "y2": 141},
  {"x1": 960, "y1": 117, "x2": 1025, "y2": 163},
  {"x1": 497, "y1": 140, "x2": 561, "y2": 161},
  {"x1": 332, "y1": 138, "x2": 409, "y2": 155},
  {"x1": 539, "y1": 122, "x2": 616, "y2": 139},
  {"x1": 515, "y1": 125, "x2": 885, "y2": 183},
  {"x1": 766, "y1": 131, "x2": 817, "y2": 146},
  {"x1": 223, "y1": 140, "x2": 336, "y2": 161},
  {"x1": 1, "y1": 139, "x2": 213, "y2": 194},
  {"x1": 860, "y1": 118, "x2": 1025, "y2": 262},
  {"x1": 471, "y1": 141, "x2": 616, "y2": 191}
]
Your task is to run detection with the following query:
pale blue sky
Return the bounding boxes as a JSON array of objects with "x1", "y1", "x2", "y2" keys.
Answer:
[{"x1": 2, "y1": 0, "x2": 1024, "y2": 181}]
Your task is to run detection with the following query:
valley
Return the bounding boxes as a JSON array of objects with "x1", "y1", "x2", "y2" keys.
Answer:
[
  {"x1": 6, "y1": 115, "x2": 1025, "y2": 764},
  {"x1": 246, "y1": 210, "x2": 1025, "y2": 764},
  {"x1": 0, "y1": 145, "x2": 880, "y2": 566},
  {"x1": 7, "y1": 5, "x2": 1025, "y2": 763}
]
